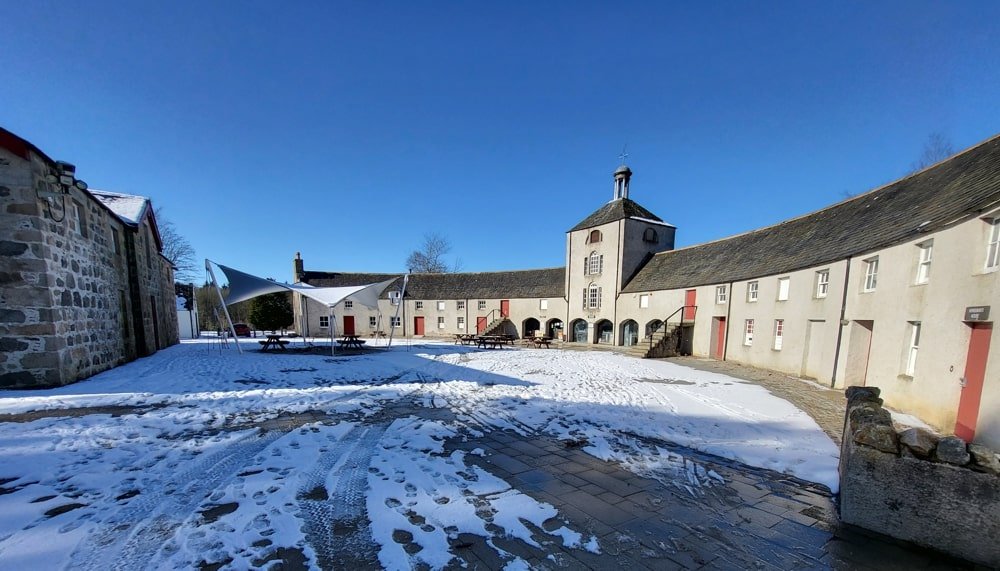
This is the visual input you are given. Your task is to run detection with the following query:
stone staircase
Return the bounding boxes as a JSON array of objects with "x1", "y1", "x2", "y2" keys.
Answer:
[
  {"x1": 624, "y1": 324, "x2": 682, "y2": 359},
  {"x1": 479, "y1": 317, "x2": 511, "y2": 337}
]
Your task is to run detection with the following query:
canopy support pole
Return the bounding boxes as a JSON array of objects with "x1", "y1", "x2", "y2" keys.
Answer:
[
  {"x1": 387, "y1": 273, "x2": 409, "y2": 349},
  {"x1": 330, "y1": 307, "x2": 337, "y2": 357},
  {"x1": 206, "y1": 259, "x2": 242, "y2": 354}
]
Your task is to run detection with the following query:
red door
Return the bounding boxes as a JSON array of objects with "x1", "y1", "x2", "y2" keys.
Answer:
[
  {"x1": 956, "y1": 323, "x2": 992, "y2": 441},
  {"x1": 343, "y1": 316, "x2": 355, "y2": 336},
  {"x1": 684, "y1": 290, "x2": 696, "y2": 320},
  {"x1": 715, "y1": 317, "x2": 726, "y2": 359},
  {"x1": 500, "y1": 300, "x2": 510, "y2": 318},
  {"x1": 476, "y1": 316, "x2": 487, "y2": 334},
  {"x1": 414, "y1": 316, "x2": 425, "y2": 336}
]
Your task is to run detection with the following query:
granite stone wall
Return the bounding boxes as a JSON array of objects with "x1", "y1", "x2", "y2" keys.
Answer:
[{"x1": 839, "y1": 387, "x2": 1000, "y2": 567}]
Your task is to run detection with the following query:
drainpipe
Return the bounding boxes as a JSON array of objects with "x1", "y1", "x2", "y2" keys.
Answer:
[
  {"x1": 613, "y1": 220, "x2": 623, "y2": 345},
  {"x1": 723, "y1": 281, "x2": 734, "y2": 361},
  {"x1": 830, "y1": 257, "x2": 852, "y2": 388}
]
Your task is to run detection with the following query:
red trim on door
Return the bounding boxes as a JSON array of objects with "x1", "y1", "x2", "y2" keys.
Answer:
[
  {"x1": 476, "y1": 316, "x2": 487, "y2": 334},
  {"x1": 684, "y1": 290, "x2": 696, "y2": 320},
  {"x1": 414, "y1": 316, "x2": 425, "y2": 336},
  {"x1": 500, "y1": 300, "x2": 510, "y2": 318},
  {"x1": 343, "y1": 316, "x2": 355, "y2": 336},
  {"x1": 715, "y1": 317, "x2": 726, "y2": 359},
  {"x1": 956, "y1": 323, "x2": 992, "y2": 441}
]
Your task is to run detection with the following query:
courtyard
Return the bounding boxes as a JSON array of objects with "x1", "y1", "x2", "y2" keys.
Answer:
[{"x1": 0, "y1": 341, "x2": 965, "y2": 569}]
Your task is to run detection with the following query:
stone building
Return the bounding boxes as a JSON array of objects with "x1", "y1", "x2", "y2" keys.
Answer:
[
  {"x1": 0, "y1": 127, "x2": 178, "y2": 388},
  {"x1": 293, "y1": 133, "x2": 1000, "y2": 449}
]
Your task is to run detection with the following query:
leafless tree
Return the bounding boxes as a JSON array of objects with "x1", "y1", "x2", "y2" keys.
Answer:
[
  {"x1": 405, "y1": 232, "x2": 457, "y2": 273},
  {"x1": 155, "y1": 207, "x2": 198, "y2": 283},
  {"x1": 910, "y1": 132, "x2": 955, "y2": 173}
]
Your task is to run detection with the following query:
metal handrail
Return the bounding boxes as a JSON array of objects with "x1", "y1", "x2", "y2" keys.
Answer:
[{"x1": 648, "y1": 305, "x2": 698, "y2": 352}]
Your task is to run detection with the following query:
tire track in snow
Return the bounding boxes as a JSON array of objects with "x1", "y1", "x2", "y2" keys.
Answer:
[
  {"x1": 298, "y1": 423, "x2": 387, "y2": 569},
  {"x1": 69, "y1": 429, "x2": 284, "y2": 571}
]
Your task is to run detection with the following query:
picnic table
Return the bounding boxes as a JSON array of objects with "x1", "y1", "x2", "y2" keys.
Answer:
[
  {"x1": 455, "y1": 334, "x2": 477, "y2": 345},
  {"x1": 337, "y1": 335, "x2": 366, "y2": 350},
  {"x1": 475, "y1": 335, "x2": 505, "y2": 349},
  {"x1": 259, "y1": 334, "x2": 289, "y2": 351},
  {"x1": 532, "y1": 337, "x2": 552, "y2": 348}
]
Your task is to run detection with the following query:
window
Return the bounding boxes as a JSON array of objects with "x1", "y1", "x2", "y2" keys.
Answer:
[
  {"x1": 539, "y1": 299, "x2": 548, "y2": 310},
  {"x1": 815, "y1": 270, "x2": 829, "y2": 298},
  {"x1": 744, "y1": 319, "x2": 754, "y2": 346},
  {"x1": 457, "y1": 300, "x2": 465, "y2": 310},
  {"x1": 344, "y1": 300, "x2": 353, "y2": 309},
  {"x1": 915, "y1": 241, "x2": 933, "y2": 284},
  {"x1": 643, "y1": 228, "x2": 658, "y2": 242},
  {"x1": 438, "y1": 316, "x2": 446, "y2": 329},
  {"x1": 389, "y1": 291, "x2": 401, "y2": 305},
  {"x1": 587, "y1": 283, "x2": 601, "y2": 310},
  {"x1": 415, "y1": 301, "x2": 423, "y2": 310},
  {"x1": 477, "y1": 300, "x2": 486, "y2": 310},
  {"x1": 747, "y1": 281, "x2": 758, "y2": 302},
  {"x1": 390, "y1": 316, "x2": 401, "y2": 328},
  {"x1": 437, "y1": 301, "x2": 446, "y2": 311},
  {"x1": 588, "y1": 229, "x2": 602, "y2": 243},
  {"x1": 773, "y1": 320, "x2": 784, "y2": 350},
  {"x1": 863, "y1": 257, "x2": 879, "y2": 292},
  {"x1": 369, "y1": 316, "x2": 377, "y2": 328},
  {"x1": 639, "y1": 294, "x2": 650, "y2": 308},
  {"x1": 112, "y1": 229, "x2": 121, "y2": 255},
  {"x1": 777, "y1": 277, "x2": 790, "y2": 301},
  {"x1": 986, "y1": 218, "x2": 1000, "y2": 270},
  {"x1": 457, "y1": 316, "x2": 465, "y2": 329},
  {"x1": 586, "y1": 251, "x2": 603, "y2": 275},
  {"x1": 74, "y1": 201, "x2": 88, "y2": 238},
  {"x1": 716, "y1": 285, "x2": 727, "y2": 304},
  {"x1": 905, "y1": 321, "x2": 921, "y2": 376},
  {"x1": 319, "y1": 315, "x2": 330, "y2": 328}
]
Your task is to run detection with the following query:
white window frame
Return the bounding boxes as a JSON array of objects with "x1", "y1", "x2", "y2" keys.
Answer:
[
  {"x1": 777, "y1": 277, "x2": 790, "y2": 301},
  {"x1": 344, "y1": 300, "x2": 353, "y2": 309},
  {"x1": 390, "y1": 316, "x2": 401, "y2": 328},
  {"x1": 716, "y1": 285, "x2": 727, "y2": 304},
  {"x1": 389, "y1": 291, "x2": 401, "y2": 305},
  {"x1": 815, "y1": 270, "x2": 829, "y2": 299},
  {"x1": 587, "y1": 251, "x2": 603, "y2": 275},
  {"x1": 744, "y1": 319, "x2": 754, "y2": 346},
  {"x1": 986, "y1": 218, "x2": 1000, "y2": 271},
  {"x1": 457, "y1": 300, "x2": 465, "y2": 310},
  {"x1": 457, "y1": 316, "x2": 465, "y2": 329},
  {"x1": 437, "y1": 301, "x2": 446, "y2": 311},
  {"x1": 477, "y1": 300, "x2": 486, "y2": 310},
  {"x1": 587, "y1": 283, "x2": 601, "y2": 310},
  {"x1": 773, "y1": 319, "x2": 784, "y2": 350},
  {"x1": 319, "y1": 315, "x2": 330, "y2": 328},
  {"x1": 437, "y1": 316, "x2": 446, "y2": 329},
  {"x1": 747, "y1": 281, "x2": 758, "y2": 303},
  {"x1": 539, "y1": 299, "x2": 548, "y2": 310},
  {"x1": 915, "y1": 241, "x2": 933, "y2": 284},
  {"x1": 415, "y1": 301, "x2": 424, "y2": 310},
  {"x1": 905, "y1": 321, "x2": 921, "y2": 376},
  {"x1": 863, "y1": 257, "x2": 879, "y2": 292},
  {"x1": 369, "y1": 316, "x2": 377, "y2": 328},
  {"x1": 639, "y1": 294, "x2": 650, "y2": 308}
]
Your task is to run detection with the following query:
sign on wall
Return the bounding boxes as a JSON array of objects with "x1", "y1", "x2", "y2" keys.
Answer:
[{"x1": 964, "y1": 306, "x2": 991, "y2": 322}]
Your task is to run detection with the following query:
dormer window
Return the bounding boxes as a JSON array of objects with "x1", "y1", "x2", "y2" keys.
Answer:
[
  {"x1": 588, "y1": 230, "x2": 602, "y2": 244},
  {"x1": 643, "y1": 228, "x2": 658, "y2": 243}
]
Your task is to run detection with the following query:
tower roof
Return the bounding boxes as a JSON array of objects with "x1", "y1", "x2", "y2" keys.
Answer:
[
  {"x1": 614, "y1": 164, "x2": 632, "y2": 176},
  {"x1": 568, "y1": 198, "x2": 671, "y2": 232}
]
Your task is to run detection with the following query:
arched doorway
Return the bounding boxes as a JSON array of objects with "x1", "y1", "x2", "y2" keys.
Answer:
[
  {"x1": 645, "y1": 319, "x2": 664, "y2": 339},
  {"x1": 594, "y1": 320, "x2": 613, "y2": 344},
  {"x1": 570, "y1": 319, "x2": 588, "y2": 343},
  {"x1": 522, "y1": 318, "x2": 540, "y2": 338},
  {"x1": 620, "y1": 320, "x2": 639, "y2": 346},
  {"x1": 546, "y1": 318, "x2": 563, "y2": 339}
]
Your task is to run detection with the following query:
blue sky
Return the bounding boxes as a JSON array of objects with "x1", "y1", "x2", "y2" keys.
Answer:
[{"x1": 2, "y1": 1, "x2": 999, "y2": 282}]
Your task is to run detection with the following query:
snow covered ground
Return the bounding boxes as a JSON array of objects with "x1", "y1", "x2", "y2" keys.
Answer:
[{"x1": 0, "y1": 339, "x2": 839, "y2": 570}]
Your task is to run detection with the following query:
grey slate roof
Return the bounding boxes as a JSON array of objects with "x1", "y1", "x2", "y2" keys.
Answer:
[
  {"x1": 301, "y1": 267, "x2": 566, "y2": 300},
  {"x1": 622, "y1": 134, "x2": 1000, "y2": 293},
  {"x1": 569, "y1": 198, "x2": 668, "y2": 232}
]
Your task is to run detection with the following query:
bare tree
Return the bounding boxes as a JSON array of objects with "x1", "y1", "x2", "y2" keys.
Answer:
[
  {"x1": 155, "y1": 207, "x2": 198, "y2": 283},
  {"x1": 910, "y1": 132, "x2": 955, "y2": 173},
  {"x1": 405, "y1": 233, "x2": 456, "y2": 273}
]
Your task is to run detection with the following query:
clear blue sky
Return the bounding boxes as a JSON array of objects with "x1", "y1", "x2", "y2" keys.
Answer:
[{"x1": 3, "y1": 1, "x2": 999, "y2": 282}]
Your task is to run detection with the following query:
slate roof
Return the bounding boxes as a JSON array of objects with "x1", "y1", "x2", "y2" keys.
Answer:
[
  {"x1": 88, "y1": 189, "x2": 150, "y2": 226},
  {"x1": 569, "y1": 198, "x2": 670, "y2": 232},
  {"x1": 301, "y1": 267, "x2": 566, "y2": 300},
  {"x1": 622, "y1": 134, "x2": 1000, "y2": 293}
]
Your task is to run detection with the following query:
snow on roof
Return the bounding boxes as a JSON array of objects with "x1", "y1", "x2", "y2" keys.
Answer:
[{"x1": 88, "y1": 189, "x2": 149, "y2": 226}]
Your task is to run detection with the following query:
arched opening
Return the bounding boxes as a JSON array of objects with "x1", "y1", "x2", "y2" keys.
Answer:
[
  {"x1": 643, "y1": 228, "x2": 658, "y2": 243},
  {"x1": 620, "y1": 320, "x2": 639, "y2": 346},
  {"x1": 594, "y1": 319, "x2": 613, "y2": 344},
  {"x1": 588, "y1": 229, "x2": 602, "y2": 243},
  {"x1": 570, "y1": 319, "x2": 588, "y2": 343},
  {"x1": 522, "y1": 317, "x2": 540, "y2": 338},
  {"x1": 645, "y1": 319, "x2": 664, "y2": 340},
  {"x1": 545, "y1": 318, "x2": 563, "y2": 339}
]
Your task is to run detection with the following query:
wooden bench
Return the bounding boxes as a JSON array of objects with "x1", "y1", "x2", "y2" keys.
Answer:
[
  {"x1": 336, "y1": 339, "x2": 367, "y2": 349},
  {"x1": 258, "y1": 339, "x2": 289, "y2": 351},
  {"x1": 476, "y1": 336, "x2": 504, "y2": 349},
  {"x1": 533, "y1": 338, "x2": 551, "y2": 348}
]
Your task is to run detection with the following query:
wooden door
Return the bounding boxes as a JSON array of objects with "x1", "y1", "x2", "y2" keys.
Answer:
[
  {"x1": 476, "y1": 316, "x2": 487, "y2": 334},
  {"x1": 343, "y1": 316, "x2": 355, "y2": 336},
  {"x1": 956, "y1": 323, "x2": 992, "y2": 441},
  {"x1": 714, "y1": 317, "x2": 726, "y2": 359},
  {"x1": 684, "y1": 290, "x2": 696, "y2": 320},
  {"x1": 414, "y1": 316, "x2": 425, "y2": 336},
  {"x1": 500, "y1": 300, "x2": 510, "y2": 318}
]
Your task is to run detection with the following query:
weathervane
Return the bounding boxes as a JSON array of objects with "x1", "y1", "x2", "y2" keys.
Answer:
[{"x1": 618, "y1": 145, "x2": 629, "y2": 165}]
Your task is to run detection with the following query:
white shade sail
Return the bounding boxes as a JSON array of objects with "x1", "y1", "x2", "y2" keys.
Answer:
[{"x1": 214, "y1": 262, "x2": 396, "y2": 308}]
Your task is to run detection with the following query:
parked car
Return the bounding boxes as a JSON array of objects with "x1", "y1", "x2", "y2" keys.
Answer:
[{"x1": 233, "y1": 323, "x2": 254, "y2": 337}]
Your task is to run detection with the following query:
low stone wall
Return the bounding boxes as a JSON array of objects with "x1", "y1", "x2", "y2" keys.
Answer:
[{"x1": 839, "y1": 387, "x2": 1000, "y2": 567}]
